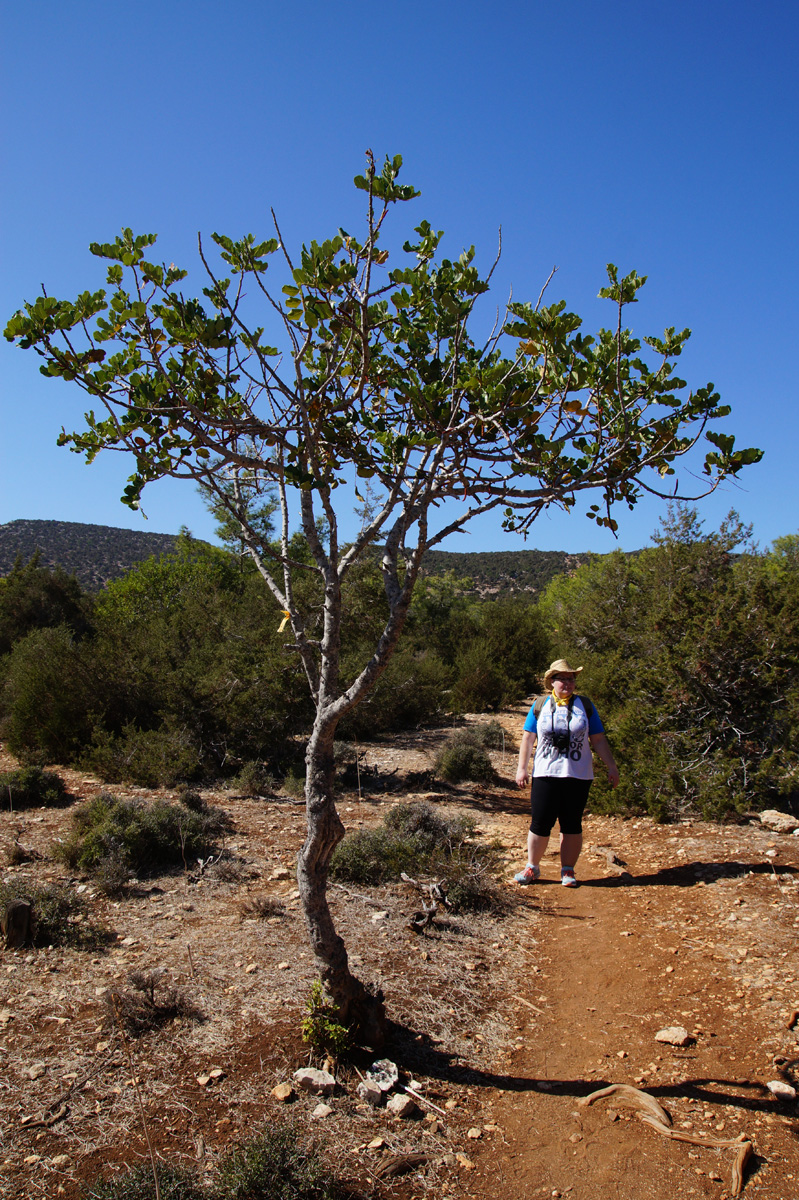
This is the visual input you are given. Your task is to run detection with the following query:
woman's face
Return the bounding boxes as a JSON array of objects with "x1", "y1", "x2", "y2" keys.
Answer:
[{"x1": 551, "y1": 673, "x2": 576, "y2": 700}]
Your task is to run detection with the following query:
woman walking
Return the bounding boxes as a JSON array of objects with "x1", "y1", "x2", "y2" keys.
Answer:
[{"x1": 515, "y1": 659, "x2": 619, "y2": 887}]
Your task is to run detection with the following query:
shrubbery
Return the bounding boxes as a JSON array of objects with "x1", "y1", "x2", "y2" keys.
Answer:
[
  {"x1": 434, "y1": 729, "x2": 496, "y2": 784},
  {"x1": 0, "y1": 879, "x2": 110, "y2": 949},
  {"x1": 0, "y1": 766, "x2": 68, "y2": 809},
  {"x1": 331, "y1": 800, "x2": 504, "y2": 910},
  {"x1": 57, "y1": 791, "x2": 228, "y2": 889}
]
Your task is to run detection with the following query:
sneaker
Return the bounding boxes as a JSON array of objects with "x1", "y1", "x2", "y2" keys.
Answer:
[
  {"x1": 514, "y1": 864, "x2": 540, "y2": 885},
  {"x1": 561, "y1": 867, "x2": 578, "y2": 887}
]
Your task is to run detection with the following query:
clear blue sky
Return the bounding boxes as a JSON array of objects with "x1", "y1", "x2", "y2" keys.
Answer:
[{"x1": 2, "y1": 0, "x2": 796, "y2": 554}]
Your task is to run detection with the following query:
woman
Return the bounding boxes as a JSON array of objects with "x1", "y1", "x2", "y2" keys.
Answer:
[{"x1": 515, "y1": 658, "x2": 619, "y2": 887}]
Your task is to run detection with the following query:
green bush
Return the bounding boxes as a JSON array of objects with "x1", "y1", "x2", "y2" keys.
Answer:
[
  {"x1": 434, "y1": 730, "x2": 496, "y2": 784},
  {"x1": 58, "y1": 791, "x2": 227, "y2": 884},
  {"x1": 85, "y1": 1163, "x2": 205, "y2": 1200},
  {"x1": 0, "y1": 880, "x2": 109, "y2": 949},
  {"x1": 217, "y1": 1125, "x2": 340, "y2": 1200},
  {"x1": 230, "y1": 760, "x2": 277, "y2": 796},
  {"x1": 106, "y1": 969, "x2": 204, "y2": 1037},
  {"x1": 331, "y1": 800, "x2": 501, "y2": 911},
  {"x1": 0, "y1": 766, "x2": 68, "y2": 810},
  {"x1": 0, "y1": 625, "x2": 96, "y2": 763},
  {"x1": 83, "y1": 721, "x2": 204, "y2": 788}
]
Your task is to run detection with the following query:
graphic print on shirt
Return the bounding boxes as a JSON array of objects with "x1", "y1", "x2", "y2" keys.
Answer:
[{"x1": 539, "y1": 701, "x2": 587, "y2": 763}]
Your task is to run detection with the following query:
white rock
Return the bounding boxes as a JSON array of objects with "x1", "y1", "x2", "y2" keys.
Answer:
[
  {"x1": 759, "y1": 809, "x2": 799, "y2": 835},
  {"x1": 312, "y1": 1102, "x2": 333, "y2": 1118},
  {"x1": 371, "y1": 910, "x2": 389, "y2": 922},
  {"x1": 357, "y1": 1079, "x2": 384, "y2": 1106},
  {"x1": 387, "y1": 1092, "x2": 417, "y2": 1118},
  {"x1": 367, "y1": 1058, "x2": 399, "y2": 1092},
  {"x1": 293, "y1": 1067, "x2": 335, "y2": 1096},
  {"x1": 655, "y1": 1025, "x2": 692, "y2": 1047},
  {"x1": 766, "y1": 1079, "x2": 797, "y2": 1099}
]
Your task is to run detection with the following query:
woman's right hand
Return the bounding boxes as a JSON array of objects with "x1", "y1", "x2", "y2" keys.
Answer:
[{"x1": 516, "y1": 766, "x2": 529, "y2": 788}]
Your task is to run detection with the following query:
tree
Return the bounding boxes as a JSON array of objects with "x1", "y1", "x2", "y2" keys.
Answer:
[{"x1": 5, "y1": 152, "x2": 762, "y2": 1041}]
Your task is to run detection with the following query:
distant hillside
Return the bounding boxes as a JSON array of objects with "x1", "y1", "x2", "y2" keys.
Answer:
[
  {"x1": 420, "y1": 548, "x2": 594, "y2": 596},
  {"x1": 0, "y1": 520, "x2": 183, "y2": 591},
  {"x1": 0, "y1": 519, "x2": 595, "y2": 597}
]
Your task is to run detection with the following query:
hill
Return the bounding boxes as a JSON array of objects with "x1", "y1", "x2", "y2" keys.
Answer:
[
  {"x1": 0, "y1": 519, "x2": 595, "y2": 596},
  {"x1": 0, "y1": 519, "x2": 182, "y2": 591},
  {"x1": 420, "y1": 547, "x2": 594, "y2": 595}
]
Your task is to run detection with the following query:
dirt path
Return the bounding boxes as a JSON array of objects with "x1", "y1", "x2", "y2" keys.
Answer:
[{"x1": 469, "y1": 768, "x2": 799, "y2": 1199}]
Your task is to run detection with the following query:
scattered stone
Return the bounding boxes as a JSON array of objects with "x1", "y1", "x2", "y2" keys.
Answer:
[
  {"x1": 371, "y1": 910, "x2": 389, "y2": 923},
  {"x1": 607, "y1": 1109, "x2": 619, "y2": 1122},
  {"x1": 368, "y1": 1137, "x2": 386, "y2": 1150},
  {"x1": 27, "y1": 1063, "x2": 47, "y2": 1080},
  {"x1": 387, "y1": 1093, "x2": 417, "y2": 1118},
  {"x1": 209, "y1": 1068, "x2": 225, "y2": 1080},
  {"x1": 766, "y1": 1079, "x2": 797, "y2": 1099},
  {"x1": 312, "y1": 1102, "x2": 333, "y2": 1118},
  {"x1": 276, "y1": 961, "x2": 290, "y2": 970},
  {"x1": 270, "y1": 868, "x2": 291, "y2": 880},
  {"x1": 244, "y1": 963, "x2": 258, "y2": 974},
  {"x1": 357, "y1": 1080, "x2": 384, "y2": 1106},
  {"x1": 655, "y1": 1025, "x2": 692, "y2": 1047},
  {"x1": 467, "y1": 1126, "x2": 482, "y2": 1139},
  {"x1": 50, "y1": 1155, "x2": 69, "y2": 1168},
  {"x1": 569, "y1": 1132, "x2": 583, "y2": 1143},
  {"x1": 294, "y1": 1067, "x2": 335, "y2": 1096},
  {"x1": 759, "y1": 810, "x2": 799, "y2": 835},
  {"x1": 367, "y1": 1058, "x2": 398, "y2": 1092},
  {"x1": 445, "y1": 1098, "x2": 459, "y2": 1110},
  {"x1": 455, "y1": 1152, "x2": 475, "y2": 1170},
  {"x1": 271, "y1": 1082, "x2": 295, "y2": 1102}
]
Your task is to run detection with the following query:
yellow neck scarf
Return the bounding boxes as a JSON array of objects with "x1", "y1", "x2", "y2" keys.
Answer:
[{"x1": 551, "y1": 690, "x2": 575, "y2": 707}]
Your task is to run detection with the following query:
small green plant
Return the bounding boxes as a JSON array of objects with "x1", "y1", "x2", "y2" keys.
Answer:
[
  {"x1": 0, "y1": 766, "x2": 68, "y2": 810},
  {"x1": 301, "y1": 980, "x2": 351, "y2": 1058},
  {"x1": 0, "y1": 880, "x2": 110, "y2": 949},
  {"x1": 85, "y1": 1162, "x2": 205, "y2": 1200},
  {"x1": 217, "y1": 1124, "x2": 340, "y2": 1200},
  {"x1": 434, "y1": 729, "x2": 496, "y2": 784},
  {"x1": 58, "y1": 791, "x2": 228, "y2": 884}
]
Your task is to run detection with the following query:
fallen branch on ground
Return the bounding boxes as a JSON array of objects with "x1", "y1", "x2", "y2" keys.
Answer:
[{"x1": 578, "y1": 1083, "x2": 754, "y2": 1196}]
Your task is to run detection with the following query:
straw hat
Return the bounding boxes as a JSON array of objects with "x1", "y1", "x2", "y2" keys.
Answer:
[{"x1": 542, "y1": 659, "x2": 584, "y2": 690}]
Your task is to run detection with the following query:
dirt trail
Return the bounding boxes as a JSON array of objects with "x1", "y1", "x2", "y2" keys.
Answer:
[{"x1": 469, "y1": 720, "x2": 799, "y2": 1199}]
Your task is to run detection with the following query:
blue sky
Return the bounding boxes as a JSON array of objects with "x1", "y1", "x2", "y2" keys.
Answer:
[{"x1": 2, "y1": 0, "x2": 796, "y2": 554}]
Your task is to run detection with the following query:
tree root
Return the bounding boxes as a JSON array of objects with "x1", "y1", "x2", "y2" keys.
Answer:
[{"x1": 578, "y1": 1083, "x2": 754, "y2": 1196}]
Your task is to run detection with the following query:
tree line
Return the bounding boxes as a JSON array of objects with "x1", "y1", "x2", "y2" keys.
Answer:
[{"x1": 1, "y1": 507, "x2": 797, "y2": 821}]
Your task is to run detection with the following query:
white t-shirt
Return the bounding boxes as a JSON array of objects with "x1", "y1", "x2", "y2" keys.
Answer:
[{"x1": 527, "y1": 695, "x2": 598, "y2": 780}]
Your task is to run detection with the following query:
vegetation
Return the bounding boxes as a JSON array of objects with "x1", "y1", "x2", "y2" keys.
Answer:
[
  {"x1": 331, "y1": 800, "x2": 504, "y2": 910},
  {"x1": 0, "y1": 765, "x2": 68, "y2": 809},
  {"x1": 301, "y1": 980, "x2": 351, "y2": 1058},
  {"x1": 57, "y1": 791, "x2": 228, "y2": 890},
  {"x1": 106, "y1": 969, "x2": 204, "y2": 1036},
  {"x1": 434, "y1": 729, "x2": 497, "y2": 784},
  {"x1": 542, "y1": 507, "x2": 799, "y2": 821},
  {"x1": 86, "y1": 1163, "x2": 205, "y2": 1200},
  {"x1": 0, "y1": 879, "x2": 109, "y2": 949}
]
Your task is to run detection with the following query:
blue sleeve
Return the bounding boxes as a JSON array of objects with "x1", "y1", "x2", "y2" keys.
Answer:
[
  {"x1": 586, "y1": 702, "x2": 604, "y2": 735},
  {"x1": 523, "y1": 704, "x2": 538, "y2": 733}
]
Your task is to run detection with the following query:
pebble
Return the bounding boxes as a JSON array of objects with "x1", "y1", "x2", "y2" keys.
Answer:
[
  {"x1": 387, "y1": 1092, "x2": 417, "y2": 1118},
  {"x1": 312, "y1": 1102, "x2": 333, "y2": 1118},
  {"x1": 766, "y1": 1079, "x2": 797, "y2": 1099},
  {"x1": 271, "y1": 1082, "x2": 294, "y2": 1102}
]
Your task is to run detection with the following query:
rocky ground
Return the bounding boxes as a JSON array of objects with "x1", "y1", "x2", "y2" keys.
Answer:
[{"x1": 1, "y1": 707, "x2": 798, "y2": 1200}]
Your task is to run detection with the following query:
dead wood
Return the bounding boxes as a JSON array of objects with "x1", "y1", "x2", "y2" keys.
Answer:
[{"x1": 579, "y1": 1083, "x2": 754, "y2": 1196}]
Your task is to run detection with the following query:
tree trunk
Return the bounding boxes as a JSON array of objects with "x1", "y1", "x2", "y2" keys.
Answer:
[{"x1": 297, "y1": 715, "x2": 387, "y2": 1048}]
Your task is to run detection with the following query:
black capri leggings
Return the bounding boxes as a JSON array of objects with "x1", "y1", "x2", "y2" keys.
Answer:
[{"x1": 529, "y1": 776, "x2": 592, "y2": 837}]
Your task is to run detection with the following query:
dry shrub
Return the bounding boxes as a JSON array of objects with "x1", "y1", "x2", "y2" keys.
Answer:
[{"x1": 106, "y1": 969, "x2": 204, "y2": 1037}]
